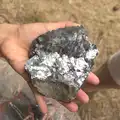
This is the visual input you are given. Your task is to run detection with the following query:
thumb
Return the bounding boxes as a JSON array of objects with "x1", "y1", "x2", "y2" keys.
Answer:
[{"x1": 18, "y1": 21, "x2": 75, "y2": 49}]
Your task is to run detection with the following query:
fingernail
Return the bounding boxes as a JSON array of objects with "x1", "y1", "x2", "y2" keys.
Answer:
[{"x1": 94, "y1": 76, "x2": 100, "y2": 85}]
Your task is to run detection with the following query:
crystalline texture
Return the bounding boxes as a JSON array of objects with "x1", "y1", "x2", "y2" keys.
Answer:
[{"x1": 25, "y1": 25, "x2": 99, "y2": 102}]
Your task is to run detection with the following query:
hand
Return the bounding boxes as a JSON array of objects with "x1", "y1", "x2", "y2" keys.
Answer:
[{"x1": 0, "y1": 21, "x2": 99, "y2": 114}]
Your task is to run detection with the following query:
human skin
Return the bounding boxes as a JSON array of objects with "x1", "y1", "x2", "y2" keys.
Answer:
[
  {"x1": 0, "y1": 21, "x2": 100, "y2": 114},
  {"x1": 82, "y1": 61, "x2": 120, "y2": 92}
]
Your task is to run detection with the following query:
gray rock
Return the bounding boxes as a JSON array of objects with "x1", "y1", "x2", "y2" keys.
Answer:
[{"x1": 25, "y1": 25, "x2": 98, "y2": 102}]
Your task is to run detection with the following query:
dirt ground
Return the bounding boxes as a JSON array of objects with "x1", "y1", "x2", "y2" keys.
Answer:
[{"x1": 0, "y1": 0, "x2": 120, "y2": 120}]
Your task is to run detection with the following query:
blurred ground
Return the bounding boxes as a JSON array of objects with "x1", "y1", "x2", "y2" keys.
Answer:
[{"x1": 0, "y1": 0, "x2": 120, "y2": 119}]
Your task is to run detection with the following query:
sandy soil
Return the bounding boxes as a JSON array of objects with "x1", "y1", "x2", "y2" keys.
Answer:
[{"x1": 0, "y1": 0, "x2": 120, "y2": 119}]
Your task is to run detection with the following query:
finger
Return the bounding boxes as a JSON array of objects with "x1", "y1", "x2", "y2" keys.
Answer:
[
  {"x1": 76, "y1": 89, "x2": 89, "y2": 103},
  {"x1": 86, "y1": 72, "x2": 100, "y2": 85},
  {"x1": 35, "y1": 93, "x2": 48, "y2": 114},
  {"x1": 44, "y1": 21, "x2": 75, "y2": 32},
  {"x1": 24, "y1": 21, "x2": 74, "y2": 40},
  {"x1": 60, "y1": 101, "x2": 78, "y2": 112},
  {"x1": 19, "y1": 21, "x2": 79, "y2": 49}
]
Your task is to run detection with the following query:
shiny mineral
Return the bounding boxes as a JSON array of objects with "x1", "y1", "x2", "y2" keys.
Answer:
[{"x1": 25, "y1": 25, "x2": 98, "y2": 102}]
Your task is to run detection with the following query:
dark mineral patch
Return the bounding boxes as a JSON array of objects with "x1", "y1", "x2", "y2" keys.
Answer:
[
  {"x1": 25, "y1": 25, "x2": 99, "y2": 102},
  {"x1": 112, "y1": 4, "x2": 120, "y2": 12}
]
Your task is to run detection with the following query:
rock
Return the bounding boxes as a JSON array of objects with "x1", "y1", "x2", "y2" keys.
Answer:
[
  {"x1": 2, "y1": 93, "x2": 43, "y2": 120},
  {"x1": 0, "y1": 59, "x2": 26, "y2": 104},
  {"x1": 43, "y1": 98, "x2": 81, "y2": 120},
  {"x1": 25, "y1": 25, "x2": 98, "y2": 102}
]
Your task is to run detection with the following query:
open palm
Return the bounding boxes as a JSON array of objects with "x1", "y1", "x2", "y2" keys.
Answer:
[{"x1": 0, "y1": 21, "x2": 99, "y2": 114}]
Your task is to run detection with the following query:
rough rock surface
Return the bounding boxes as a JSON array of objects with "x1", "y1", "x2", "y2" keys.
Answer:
[
  {"x1": 0, "y1": 0, "x2": 120, "y2": 119},
  {"x1": 25, "y1": 26, "x2": 98, "y2": 101}
]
